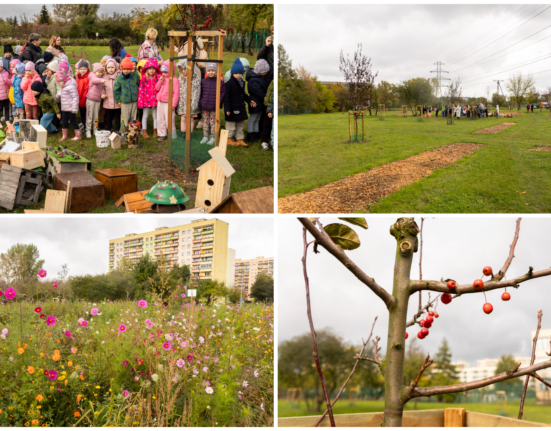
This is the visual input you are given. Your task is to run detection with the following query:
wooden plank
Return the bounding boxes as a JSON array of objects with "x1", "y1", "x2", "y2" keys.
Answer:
[
  {"x1": 444, "y1": 408, "x2": 466, "y2": 427},
  {"x1": 114, "y1": 195, "x2": 125, "y2": 207},
  {"x1": 44, "y1": 190, "x2": 67, "y2": 213},
  {"x1": 123, "y1": 190, "x2": 150, "y2": 213},
  {"x1": 208, "y1": 147, "x2": 235, "y2": 177},
  {"x1": 218, "y1": 129, "x2": 228, "y2": 157},
  {"x1": 185, "y1": 34, "x2": 192, "y2": 174},
  {"x1": 215, "y1": 34, "x2": 223, "y2": 146},
  {"x1": 212, "y1": 186, "x2": 273, "y2": 214},
  {"x1": 167, "y1": 35, "x2": 175, "y2": 161},
  {"x1": 278, "y1": 409, "x2": 445, "y2": 427},
  {"x1": 466, "y1": 411, "x2": 549, "y2": 427},
  {"x1": 168, "y1": 30, "x2": 225, "y2": 37}
]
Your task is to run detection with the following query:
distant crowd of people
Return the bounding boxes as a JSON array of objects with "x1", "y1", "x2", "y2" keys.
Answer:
[{"x1": 422, "y1": 103, "x2": 498, "y2": 118}]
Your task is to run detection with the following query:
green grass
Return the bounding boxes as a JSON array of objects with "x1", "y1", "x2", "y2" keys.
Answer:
[
  {"x1": 278, "y1": 109, "x2": 551, "y2": 213},
  {"x1": 278, "y1": 399, "x2": 551, "y2": 424}
]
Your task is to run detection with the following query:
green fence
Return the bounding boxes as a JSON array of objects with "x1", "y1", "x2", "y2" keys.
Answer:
[
  {"x1": 223, "y1": 30, "x2": 270, "y2": 53},
  {"x1": 278, "y1": 108, "x2": 314, "y2": 116}
]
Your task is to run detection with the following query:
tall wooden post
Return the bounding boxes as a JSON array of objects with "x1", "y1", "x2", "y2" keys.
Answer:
[
  {"x1": 215, "y1": 34, "x2": 223, "y2": 147},
  {"x1": 185, "y1": 35, "x2": 192, "y2": 174},
  {"x1": 167, "y1": 36, "x2": 175, "y2": 160}
]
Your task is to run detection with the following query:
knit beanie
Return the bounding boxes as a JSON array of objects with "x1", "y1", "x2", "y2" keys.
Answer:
[
  {"x1": 43, "y1": 51, "x2": 54, "y2": 63},
  {"x1": 37, "y1": 63, "x2": 47, "y2": 75},
  {"x1": 14, "y1": 45, "x2": 23, "y2": 54},
  {"x1": 59, "y1": 60, "x2": 69, "y2": 74},
  {"x1": 58, "y1": 53, "x2": 69, "y2": 62},
  {"x1": 92, "y1": 63, "x2": 103, "y2": 73},
  {"x1": 25, "y1": 61, "x2": 36, "y2": 72},
  {"x1": 129, "y1": 56, "x2": 137, "y2": 64},
  {"x1": 16, "y1": 63, "x2": 25, "y2": 74},
  {"x1": 3, "y1": 44, "x2": 13, "y2": 54},
  {"x1": 47, "y1": 61, "x2": 59, "y2": 73},
  {"x1": 230, "y1": 58, "x2": 244, "y2": 75},
  {"x1": 160, "y1": 64, "x2": 168, "y2": 73},
  {"x1": 10, "y1": 59, "x2": 20, "y2": 67},
  {"x1": 239, "y1": 57, "x2": 250, "y2": 69},
  {"x1": 113, "y1": 56, "x2": 121, "y2": 64},
  {"x1": 206, "y1": 62, "x2": 217, "y2": 72},
  {"x1": 120, "y1": 58, "x2": 133, "y2": 70},
  {"x1": 77, "y1": 60, "x2": 90, "y2": 71},
  {"x1": 100, "y1": 58, "x2": 108, "y2": 67},
  {"x1": 31, "y1": 80, "x2": 44, "y2": 93},
  {"x1": 254, "y1": 59, "x2": 269, "y2": 74}
]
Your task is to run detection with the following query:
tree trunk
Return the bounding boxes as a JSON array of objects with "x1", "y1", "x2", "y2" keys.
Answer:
[
  {"x1": 382, "y1": 218, "x2": 419, "y2": 427},
  {"x1": 247, "y1": 21, "x2": 257, "y2": 56}
]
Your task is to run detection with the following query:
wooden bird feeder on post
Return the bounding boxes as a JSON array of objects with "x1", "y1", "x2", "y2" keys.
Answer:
[
  {"x1": 378, "y1": 104, "x2": 385, "y2": 121},
  {"x1": 167, "y1": 29, "x2": 226, "y2": 174}
]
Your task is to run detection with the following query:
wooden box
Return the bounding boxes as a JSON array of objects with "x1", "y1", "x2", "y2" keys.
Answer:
[
  {"x1": 0, "y1": 165, "x2": 45, "y2": 210},
  {"x1": 54, "y1": 171, "x2": 105, "y2": 213},
  {"x1": 0, "y1": 153, "x2": 9, "y2": 169},
  {"x1": 19, "y1": 119, "x2": 39, "y2": 139},
  {"x1": 94, "y1": 168, "x2": 138, "y2": 200},
  {"x1": 0, "y1": 164, "x2": 21, "y2": 210},
  {"x1": 210, "y1": 186, "x2": 273, "y2": 214},
  {"x1": 110, "y1": 133, "x2": 122, "y2": 150},
  {"x1": 29, "y1": 125, "x2": 48, "y2": 149},
  {"x1": 10, "y1": 149, "x2": 45, "y2": 170}
]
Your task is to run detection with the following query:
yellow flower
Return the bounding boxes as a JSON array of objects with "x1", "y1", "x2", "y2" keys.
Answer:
[
  {"x1": 40, "y1": 353, "x2": 44, "y2": 357},
  {"x1": 95, "y1": 386, "x2": 100, "y2": 389},
  {"x1": 27, "y1": 366, "x2": 35, "y2": 374},
  {"x1": 50, "y1": 386, "x2": 54, "y2": 390},
  {"x1": 18, "y1": 348, "x2": 25, "y2": 355},
  {"x1": 36, "y1": 394, "x2": 43, "y2": 402},
  {"x1": 32, "y1": 419, "x2": 39, "y2": 426}
]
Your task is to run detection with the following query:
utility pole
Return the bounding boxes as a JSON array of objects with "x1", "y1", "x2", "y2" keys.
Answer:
[
  {"x1": 485, "y1": 86, "x2": 490, "y2": 103},
  {"x1": 494, "y1": 79, "x2": 509, "y2": 109},
  {"x1": 431, "y1": 61, "x2": 450, "y2": 106}
]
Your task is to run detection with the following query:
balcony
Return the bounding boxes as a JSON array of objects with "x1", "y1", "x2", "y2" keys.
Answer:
[
  {"x1": 193, "y1": 239, "x2": 201, "y2": 243},
  {"x1": 192, "y1": 246, "x2": 201, "y2": 251},
  {"x1": 154, "y1": 245, "x2": 161, "y2": 249},
  {"x1": 171, "y1": 257, "x2": 178, "y2": 261},
  {"x1": 202, "y1": 228, "x2": 214, "y2": 234},
  {"x1": 154, "y1": 252, "x2": 161, "y2": 256}
]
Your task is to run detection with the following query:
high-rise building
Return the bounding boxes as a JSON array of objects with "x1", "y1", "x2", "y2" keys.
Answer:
[
  {"x1": 234, "y1": 256, "x2": 274, "y2": 300},
  {"x1": 109, "y1": 219, "x2": 230, "y2": 283}
]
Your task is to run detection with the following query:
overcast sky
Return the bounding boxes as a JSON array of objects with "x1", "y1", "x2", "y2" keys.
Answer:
[
  {"x1": 0, "y1": 4, "x2": 163, "y2": 21},
  {"x1": 280, "y1": 4, "x2": 551, "y2": 97},
  {"x1": 0, "y1": 216, "x2": 274, "y2": 278},
  {"x1": 278, "y1": 217, "x2": 551, "y2": 366}
]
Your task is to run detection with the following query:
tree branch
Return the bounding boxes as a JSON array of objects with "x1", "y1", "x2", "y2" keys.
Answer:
[
  {"x1": 406, "y1": 294, "x2": 440, "y2": 328},
  {"x1": 519, "y1": 309, "x2": 543, "y2": 420},
  {"x1": 372, "y1": 335, "x2": 382, "y2": 365},
  {"x1": 408, "y1": 360, "x2": 551, "y2": 399},
  {"x1": 495, "y1": 217, "x2": 521, "y2": 281},
  {"x1": 530, "y1": 372, "x2": 551, "y2": 390},
  {"x1": 301, "y1": 226, "x2": 335, "y2": 427},
  {"x1": 298, "y1": 218, "x2": 395, "y2": 309},
  {"x1": 405, "y1": 354, "x2": 433, "y2": 399},
  {"x1": 314, "y1": 316, "x2": 378, "y2": 427}
]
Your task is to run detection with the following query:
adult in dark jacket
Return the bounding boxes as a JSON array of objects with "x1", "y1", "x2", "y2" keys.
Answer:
[
  {"x1": 256, "y1": 25, "x2": 274, "y2": 83},
  {"x1": 245, "y1": 60, "x2": 269, "y2": 143},
  {"x1": 109, "y1": 38, "x2": 128, "y2": 60},
  {"x1": 224, "y1": 58, "x2": 256, "y2": 146},
  {"x1": 20, "y1": 34, "x2": 43, "y2": 64}
]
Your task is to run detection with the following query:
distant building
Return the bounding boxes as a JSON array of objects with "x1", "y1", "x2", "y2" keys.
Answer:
[{"x1": 234, "y1": 256, "x2": 274, "y2": 300}]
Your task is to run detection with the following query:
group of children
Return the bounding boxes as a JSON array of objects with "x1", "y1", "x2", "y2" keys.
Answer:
[{"x1": 0, "y1": 37, "x2": 274, "y2": 150}]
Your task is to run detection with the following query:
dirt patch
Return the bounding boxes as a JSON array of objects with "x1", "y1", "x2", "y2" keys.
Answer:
[
  {"x1": 527, "y1": 146, "x2": 551, "y2": 152},
  {"x1": 473, "y1": 122, "x2": 516, "y2": 134},
  {"x1": 278, "y1": 143, "x2": 484, "y2": 214}
]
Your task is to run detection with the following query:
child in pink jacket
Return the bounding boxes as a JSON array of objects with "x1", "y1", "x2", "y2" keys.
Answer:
[
  {"x1": 0, "y1": 58, "x2": 12, "y2": 122},
  {"x1": 101, "y1": 59, "x2": 121, "y2": 132},
  {"x1": 138, "y1": 57, "x2": 160, "y2": 139},
  {"x1": 56, "y1": 60, "x2": 81, "y2": 141},
  {"x1": 86, "y1": 63, "x2": 104, "y2": 138},
  {"x1": 155, "y1": 60, "x2": 179, "y2": 141},
  {"x1": 20, "y1": 62, "x2": 42, "y2": 120}
]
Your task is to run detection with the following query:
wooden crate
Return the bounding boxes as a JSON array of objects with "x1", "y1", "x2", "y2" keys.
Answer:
[
  {"x1": 24, "y1": 189, "x2": 67, "y2": 214},
  {"x1": 10, "y1": 150, "x2": 45, "y2": 170},
  {"x1": 29, "y1": 125, "x2": 47, "y2": 149},
  {"x1": 278, "y1": 408, "x2": 549, "y2": 427},
  {"x1": 94, "y1": 168, "x2": 138, "y2": 201},
  {"x1": 0, "y1": 153, "x2": 9, "y2": 169},
  {"x1": 0, "y1": 164, "x2": 21, "y2": 210},
  {"x1": 15, "y1": 168, "x2": 46, "y2": 207},
  {"x1": 115, "y1": 190, "x2": 150, "y2": 213},
  {"x1": 210, "y1": 186, "x2": 273, "y2": 213},
  {"x1": 54, "y1": 171, "x2": 105, "y2": 213},
  {"x1": 19, "y1": 119, "x2": 39, "y2": 140}
]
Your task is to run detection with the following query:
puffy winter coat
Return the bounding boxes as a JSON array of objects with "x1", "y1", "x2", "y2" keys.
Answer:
[
  {"x1": 114, "y1": 71, "x2": 140, "y2": 104},
  {"x1": 87, "y1": 72, "x2": 103, "y2": 102},
  {"x1": 245, "y1": 69, "x2": 268, "y2": 114},
  {"x1": 177, "y1": 60, "x2": 201, "y2": 116},
  {"x1": 0, "y1": 69, "x2": 12, "y2": 101},
  {"x1": 138, "y1": 58, "x2": 160, "y2": 108},
  {"x1": 12, "y1": 75, "x2": 24, "y2": 108},
  {"x1": 223, "y1": 76, "x2": 252, "y2": 122},
  {"x1": 138, "y1": 40, "x2": 162, "y2": 62},
  {"x1": 20, "y1": 43, "x2": 43, "y2": 64},
  {"x1": 46, "y1": 73, "x2": 62, "y2": 99},
  {"x1": 155, "y1": 63, "x2": 179, "y2": 108},
  {"x1": 256, "y1": 43, "x2": 273, "y2": 83},
  {"x1": 57, "y1": 78, "x2": 79, "y2": 113},
  {"x1": 76, "y1": 70, "x2": 90, "y2": 108},
  {"x1": 200, "y1": 76, "x2": 225, "y2": 111},
  {"x1": 101, "y1": 60, "x2": 120, "y2": 110},
  {"x1": 35, "y1": 92, "x2": 61, "y2": 115},
  {"x1": 20, "y1": 72, "x2": 42, "y2": 105}
]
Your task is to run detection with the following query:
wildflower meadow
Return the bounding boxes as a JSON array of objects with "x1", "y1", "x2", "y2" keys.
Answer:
[{"x1": 0, "y1": 268, "x2": 274, "y2": 426}]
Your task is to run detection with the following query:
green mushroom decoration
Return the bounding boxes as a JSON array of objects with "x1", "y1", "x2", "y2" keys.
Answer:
[{"x1": 145, "y1": 181, "x2": 190, "y2": 212}]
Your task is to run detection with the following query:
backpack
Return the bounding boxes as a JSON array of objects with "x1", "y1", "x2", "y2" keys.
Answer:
[{"x1": 9, "y1": 86, "x2": 14, "y2": 104}]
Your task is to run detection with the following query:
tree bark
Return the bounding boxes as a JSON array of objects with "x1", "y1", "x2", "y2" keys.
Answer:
[{"x1": 382, "y1": 218, "x2": 419, "y2": 426}]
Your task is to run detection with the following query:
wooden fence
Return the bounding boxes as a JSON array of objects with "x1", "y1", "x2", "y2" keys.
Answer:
[{"x1": 278, "y1": 408, "x2": 550, "y2": 427}]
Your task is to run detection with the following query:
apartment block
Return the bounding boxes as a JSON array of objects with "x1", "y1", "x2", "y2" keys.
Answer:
[
  {"x1": 109, "y1": 219, "x2": 230, "y2": 283},
  {"x1": 234, "y1": 256, "x2": 274, "y2": 299}
]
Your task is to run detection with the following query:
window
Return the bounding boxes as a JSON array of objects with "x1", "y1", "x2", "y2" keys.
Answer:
[
  {"x1": 188, "y1": 230, "x2": 191, "y2": 234},
  {"x1": 182, "y1": 253, "x2": 185, "y2": 256},
  {"x1": 187, "y1": 252, "x2": 191, "y2": 256},
  {"x1": 182, "y1": 238, "x2": 186, "y2": 242},
  {"x1": 188, "y1": 244, "x2": 191, "y2": 249}
]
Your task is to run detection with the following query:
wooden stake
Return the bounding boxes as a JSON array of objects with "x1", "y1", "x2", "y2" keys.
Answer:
[
  {"x1": 185, "y1": 34, "x2": 192, "y2": 174},
  {"x1": 348, "y1": 112, "x2": 351, "y2": 142},
  {"x1": 215, "y1": 34, "x2": 223, "y2": 147},
  {"x1": 444, "y1": 408, "x2": 466, "y2": 427},
  {"x1": 64, "y1": 181, "x2": 71, "y2": 214},
  {"x1": 167, "y1": 36, "x2": 175, "y2": 160}
]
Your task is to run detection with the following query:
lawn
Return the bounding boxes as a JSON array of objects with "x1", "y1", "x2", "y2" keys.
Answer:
[
  {"x1": 278, "y1": 109, "x2": 551, "y2": 213},
  {"x1": 0, "y1": 283, "x2": 274, "y2": 426},
  {"x1": 278, "y1": 398, "x2": 551, "y2": 425},
  {"x1": 1, "y1": 47, "x2": 272, "y2": 214}
]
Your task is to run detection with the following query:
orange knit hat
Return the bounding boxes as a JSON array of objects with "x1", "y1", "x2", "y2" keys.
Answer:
[{"x1": 121, "y1": 58, "x2": 133, "y2": 70}]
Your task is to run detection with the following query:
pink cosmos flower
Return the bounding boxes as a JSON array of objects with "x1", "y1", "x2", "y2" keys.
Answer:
[
  {"x1": 65, "y1": 330, "x2": 71, "y2": 337},
  {"x1": 52, "y1": 281, "x2": 58, "y2": 288},
  {"x1": 91, "y1": 308, "x2": 98, "y2": 316},
  {"x1": 38, "y1": 269, "x2": 47, "y2": 278},
  {"x1": 180, "y1": 341, "x2": 188, "y2": 348},
  {"x1": 122, "y1": 390, "x2": 130, "y2": 398},
  {"x1": 0, "y1": 290, "x2": 3, "y2": 297},
  {"x1": 48, "y1": 370, "x2": 58, "y2": 380},
  {"x1": 181, "y1": 294, "x2": 186, "y2": 298},
  {"x1": 46, "y1": 315, "x2": 57, "y2": 326},
  {"x1": 138, "y1": 300, "x2": 147, "y2": 308},
  {"x1": 4, "y1": 287, "x2": 17, "y2": 300},
  {"x1": 119, "y1": 324, "x2": 127, "y2": 333},
  {"x1": 122, "y1": 360, "x2": 129, "y2": 366},
  {"x1": 162, "y1": 342, "x2": 172, "y2": 351},
  {"x1": 34, "y1": 307, "x2": 42, "y2": 313},
  {"x1": 81, "y1": 320, "x2": 88, "y2": 327},
  {"x1": 176, "y1": 359, "x2": 185, "y2": 368}
]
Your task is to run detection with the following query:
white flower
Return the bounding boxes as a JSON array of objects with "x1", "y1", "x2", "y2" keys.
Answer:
[
  {"x1": 253, "y1": 327, "x2": 260, "y2": 332},
  {"x1": 0, "y1": 334, "x2": 5, "y2": 340},
  {"x1": 243, "y1": 381, "x2": 249, "y2": 387},
  {"x1": 206, "y1": 405, "x2": 211, "y2": 409},
  {"x1": 205, "y1": 387, "x2": 213, "y2": 394},
  {"x1": 151, "y1": 374, "x2": 159, "y2": 382},
  {"x1": 261, "y1": 403, "x2": 264, "y2": 411},
  {"x1": 165, "y1": 334, "x2": 173, "y2": 342}
]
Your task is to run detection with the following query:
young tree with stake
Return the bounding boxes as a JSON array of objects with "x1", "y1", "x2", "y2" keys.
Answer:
[{"x1": 299, "y1": 217, "x2": 551, "y2": 427}]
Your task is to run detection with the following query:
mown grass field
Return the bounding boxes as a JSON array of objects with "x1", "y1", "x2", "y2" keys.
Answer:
[
  {"x1": 278, "y1": 398, "x2": 551, "y2": 424},
  {"x1": 1, "y1": 48, "x2": 273, "y2": 214},
  {"x1": 278, "y1": 109, "x2": 551, "y2": 213},
  {"x1": 0, "y1": 284, "x2": 274, "y2": 426}
]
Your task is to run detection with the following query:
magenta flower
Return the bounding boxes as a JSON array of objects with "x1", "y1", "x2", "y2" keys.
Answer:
[
  {"x1": 65, "y1": 330, "x2": 71, "y2": 337},
  {"x1": 38, "y1": 269, "x2": 47, "y2": 278},
  {"x1": 81, "y1": 320, "x2": 88, "y2": 327},
  {"x1": 48, "y1": 370, "x2": 58, "y2": 380},
  {"x1": 119, "y1": 324, "x2": 127, "y2": 333},
  {"x1": 0, "y1": 290, "x2": 3, "y2": 297},
  {"x1": 176, "y1": 359, "x2": 185, "y2": 368},
  {"x1": 91, "y1": 308, "x2": 99, "y2": 316},
  {"x1": 52, "y1": 281, "x2": 58, "y2": 288},
  {"x1": 46, "y1": 315, "x2": 57, "y2": 326},
  {"x1": 34, "y1": 307, "x2": 42, "y2": 313},
  {"x1": 122, "y1": 390, "x2": 130, "y2": 398},
  {"x1": 187, "y1": 354, "x2": 193, "y2": 362},
  {"x1": 145, "y1": 319, "x2": 153, "y2": 329},
  {"x1": 122, "y1": 360, "x2": 129, "y2": 367},
  {"x1": 43, "y1": 370, "x2": 49, "y2": 376},
  {"x1": 4, "y1": 287, "x2": 17, "y2": 300},
  {"x1": 181, "y1": 294, "x2": 186, "y2": 298},
  {"x1": 162, "y1": 342, "x2": 172, "y2": 351},
  {"x1": 138, "y1": 300, "x2": 147, "y2": 308}
]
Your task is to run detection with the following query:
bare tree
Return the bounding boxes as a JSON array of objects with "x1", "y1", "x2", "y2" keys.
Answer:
[
  {"x1": 299, "y1": 217, "x2": 551, "y2": 427},
  {"x1": 506, "y1": 72, "x2": 536, "y2": 110},
  {"x1": 339, "y1": 44, "x2": 378, "y2": 112},
  {"x1": 446, "y1": 78, "x2": 462, "y2": 105}
]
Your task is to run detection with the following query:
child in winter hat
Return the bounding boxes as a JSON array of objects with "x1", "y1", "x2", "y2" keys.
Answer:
[
  {"x1": 85, "y1": 63, "x2": 105, "y2": 137},
  {"x1": 31, "y1": 80, "x2": 61, "y2": 134},
  {"x1": 199, "y1": 62, "x2": 225, "y2": 145},
  {"x1": 245, "y1": 59, "x2": 270, "y2": 144},
  {"x1": 45, "y1": 61, "x2": 61, "y2": 99},
  {"x1": 12, "y1": 62, "x2": 26, "y2": 122},
  {"x1": 21, "y1": 61, "x2": 42, "y2": 119},
  {"x1": 101, "y1": 59, "x2": 121, "y2": 132},
  {"x1": 0, "y1": 58, "x2": 12, "y2": 122},
  {"x1": 114, "y1": 57, "x2": 140, "y2": 129},
  {"x1": 138, "y1": 57, "x2": 160, "y2": 139},
  {"x1": 155, "y1": 60, "x2": 179, "y2": 141},
  {"x1": 56, "y1": 60, "x2": 82, "y2": 141},
  {"x1": 176, "y1": 58, "x2": 201, "y2": 136},
  {"x1": 76, "y1": 60, "x2": 90, "y2": 134}
]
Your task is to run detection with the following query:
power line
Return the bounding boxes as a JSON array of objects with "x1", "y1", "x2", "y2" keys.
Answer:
[
  {"x1": 448, "y1": 5, "x2": 551, "y2": 66},
  {"x1": 459, "y1": 51, "x2": 551, "y2": 80}
]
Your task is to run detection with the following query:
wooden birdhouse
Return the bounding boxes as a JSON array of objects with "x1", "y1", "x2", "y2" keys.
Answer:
[
  {"x1": 29, "y1": 124, "x2": 48, "y2": 149},
  {"x1": 19, "y1": 119, "x2": 39, "y2": 140},
  {"x1": 109, "y1": 132, "x2": 122, "y2": 150},
  {"x1": 4, "y1": 121, "x2": 16, "y2": 139},
  {"x1": 195, "y1": 147, "x2": 235, "y2": 212}
]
